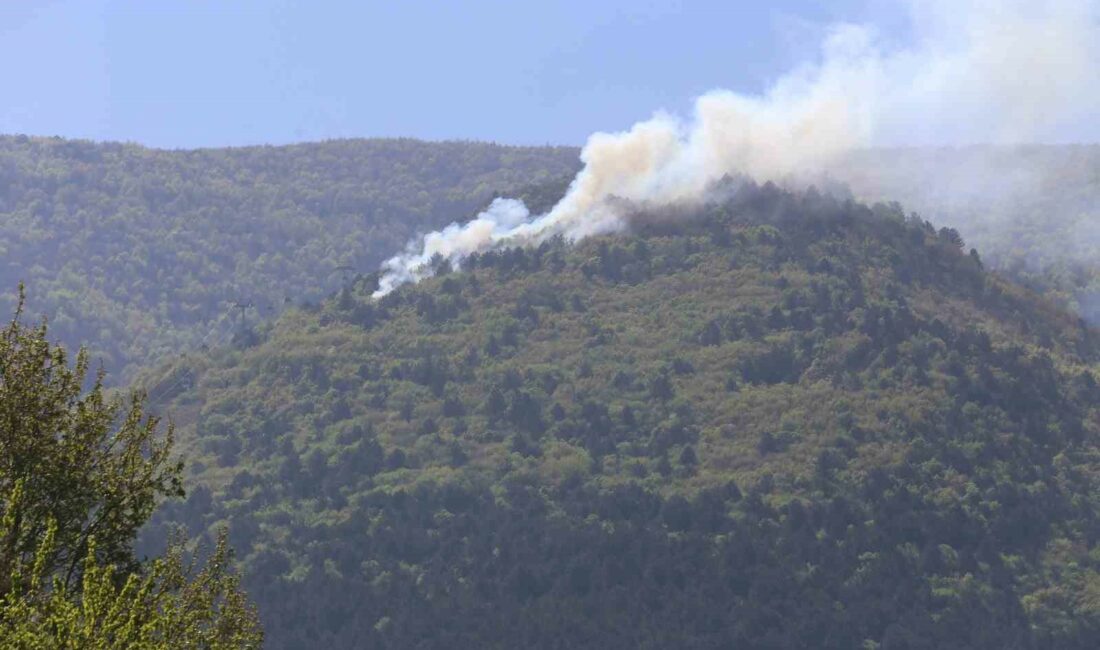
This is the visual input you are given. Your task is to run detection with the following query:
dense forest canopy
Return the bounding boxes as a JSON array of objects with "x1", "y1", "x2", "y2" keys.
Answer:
[
  {"x1": 0, "y1": 136, "x2": 580, "y2": 381},
  {"x1": 141, "y1": 184, "x2": 1100, "y2": 648},
  {"x1": 0, "y1": 137, "x2": 1097, "y2": 390},
  {"x1": 2, "y1": 134, "x2": 1098, "y2": 647}
]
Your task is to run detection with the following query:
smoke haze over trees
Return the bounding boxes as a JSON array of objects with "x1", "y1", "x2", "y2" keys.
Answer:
[
  {"x1": 142, "y1": 186, "x2": 1100, "y2": 648},
  {"x1": 372, "y1": 0, "x2": 1099, "y2": 300},
  {"x1": 1, "y1": 2, "x2": 1099, "y2": 648}
]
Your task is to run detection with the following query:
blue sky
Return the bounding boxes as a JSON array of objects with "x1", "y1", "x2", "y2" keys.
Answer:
[{"x1": 0, "y1": 0, "x2": 905, "y2": 149}]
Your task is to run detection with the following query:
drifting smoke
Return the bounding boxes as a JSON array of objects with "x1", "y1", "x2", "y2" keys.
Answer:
[{"x1": 375, "y1": 0, "x2": 1100, "y2": 297}]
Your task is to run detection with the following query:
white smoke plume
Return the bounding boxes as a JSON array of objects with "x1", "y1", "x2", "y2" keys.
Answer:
[{"x1": 374, "y1": 0, "x2": 1099, "y2": 297}]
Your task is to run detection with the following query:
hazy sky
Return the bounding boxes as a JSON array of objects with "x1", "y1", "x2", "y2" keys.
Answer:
[{"x1": 1, "y1": 0, "x2": 912, "y2": 149}]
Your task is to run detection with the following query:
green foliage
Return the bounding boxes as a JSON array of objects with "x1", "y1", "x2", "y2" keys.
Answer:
[
  {"x1": 0, "y1": 500, "x2": 260, "y2": 649},
  {"x1": 147, "y1": 183, "x2": 1100, "y2": 648},
  {"x1": 0, "y1": 136, "x2": 579, "y2": 382},
  {"x1": 3, "y1": 137, "x2": 1096, "y2": 396},
  {"x1": 0, "y1": 288, "x2": 182, "y2": 589},
  {"x1": 0, "y1": 295, "x2": 260, "y2": 647}
]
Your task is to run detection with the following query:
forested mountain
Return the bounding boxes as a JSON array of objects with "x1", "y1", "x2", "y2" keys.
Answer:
[
  {"x1": 0, "y1": 136, "x2": 579, "y2": 381},
  {"x1": 835, "y1": 145, "x2": 1100, "y2": 321},
  {"x1": 1, "y1": 137, "x2": 1097, "y2": 391},
  {"x1": 142, "y1": 183, "x2": 1100, "y2": 649},
  {"x1": 3, "y1": 135, "x2": 1098, "y2": 647}
]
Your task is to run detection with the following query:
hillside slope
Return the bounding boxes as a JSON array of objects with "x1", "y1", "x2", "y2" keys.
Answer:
[
  {"x1": 146, "y1": 184, "x2": 1100, "y2": 649},
  {"x1": 836, "y1": 145, "x2": 1100, "y2": 320},
  {"x1": 0, "y1": 136, "x2": 579, "y2": 380},
  {"x1": 1, "y1": 138, "x2": 1096, "y2": 387}
]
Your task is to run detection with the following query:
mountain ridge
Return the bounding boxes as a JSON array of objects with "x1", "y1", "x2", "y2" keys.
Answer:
[
  {"x1": 0, "y1": 136, "x2": 580, "y2": 381},
  {"x1": 141, "y1": 182, "x2": 1100, "y2": 648},
  {"x1": 2, "y1": 136, "x2": 1097, "y2": 387}
]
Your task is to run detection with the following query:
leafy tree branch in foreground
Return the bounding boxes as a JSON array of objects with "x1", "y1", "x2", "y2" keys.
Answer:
[{"x1": 0, "y1": 288, "x2": 261, "y2": 648}]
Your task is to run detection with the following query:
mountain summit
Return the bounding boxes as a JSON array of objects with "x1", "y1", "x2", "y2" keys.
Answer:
[{"x1": 146, "y1": 183, "x2": 1100, "y2": 649}]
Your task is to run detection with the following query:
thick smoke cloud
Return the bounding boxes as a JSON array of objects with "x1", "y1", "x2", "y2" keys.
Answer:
[{"x1": 374, "y1": 0, "x2": 1099, "y2": 297}]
